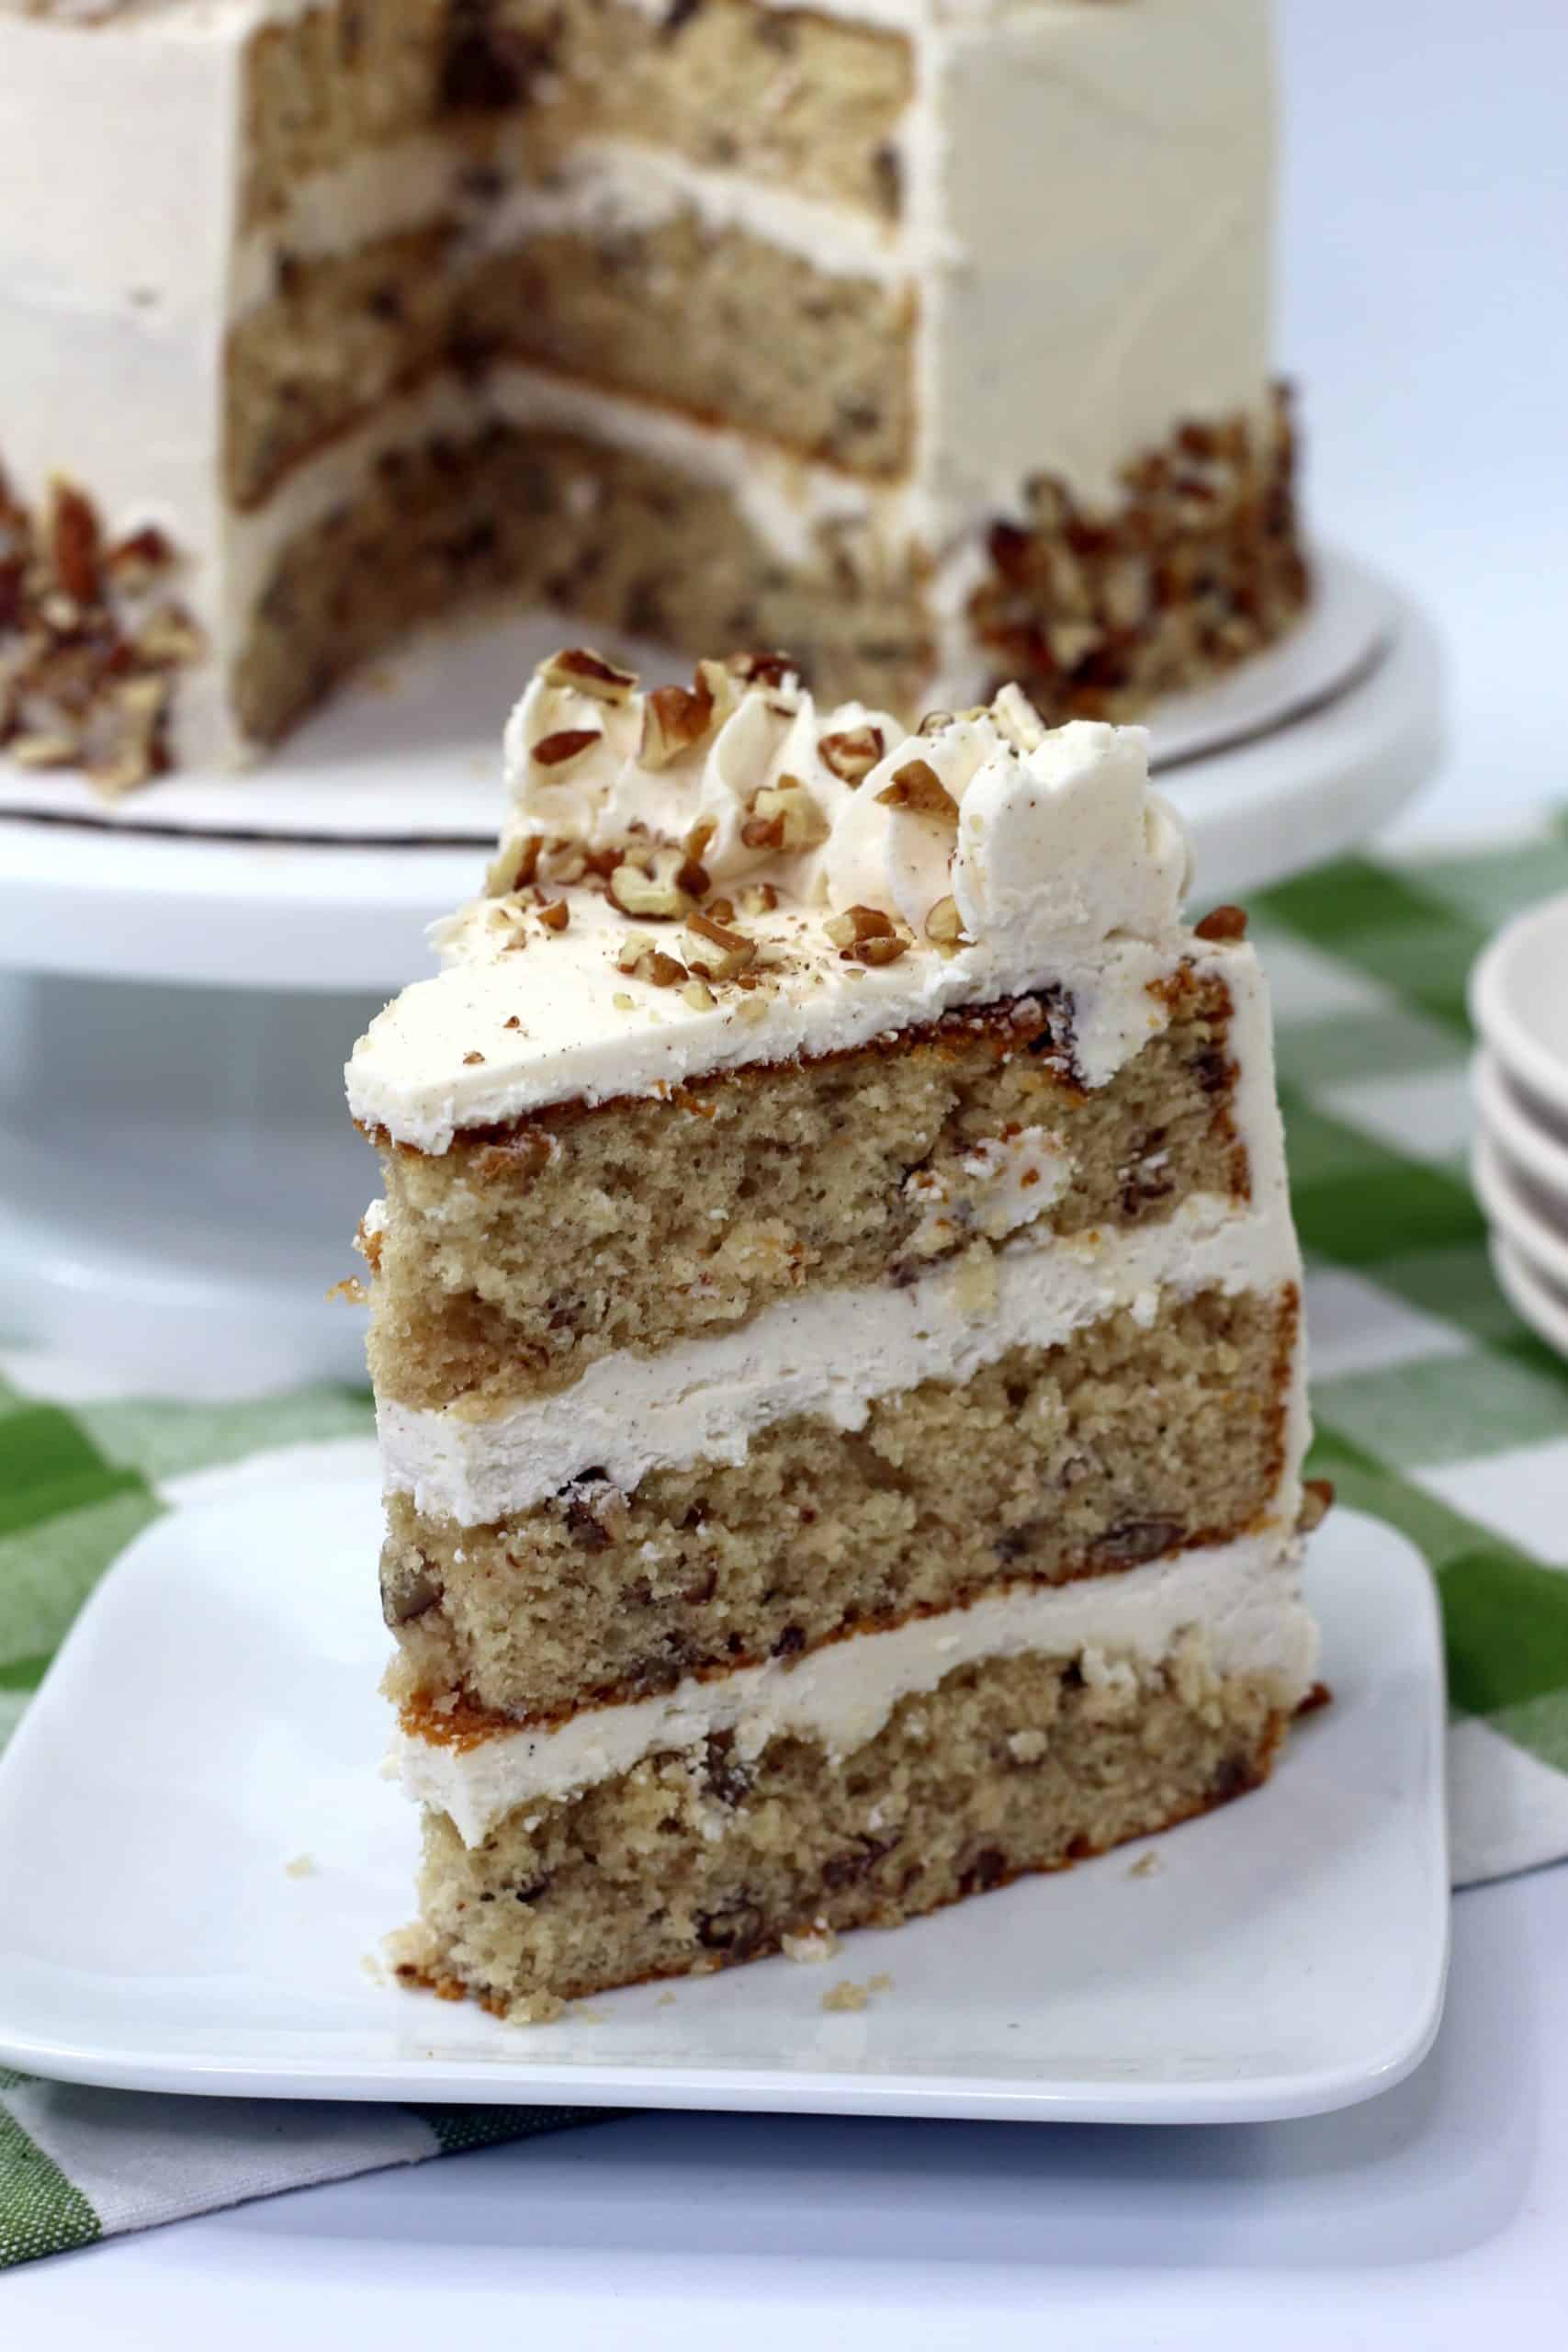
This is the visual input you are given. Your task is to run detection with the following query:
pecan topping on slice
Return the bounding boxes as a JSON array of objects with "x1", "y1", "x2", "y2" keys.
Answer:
[
  {"x1": 740, "y1": 776, "x2": 829, "y2": 854},
  {"x1": 824, "y1": 903, "x2": 910, "y2": 966},
  {"x1": 924, "y1": 895, "x2": 964, "y2": 948},
  {"x1": 726, "y1": 650, "x2": 797, "y2": 691},
  {"x1": 537, "y1": 647, "x2": 637, "y2": 703},
  {"x1": 685, "y1": 909, "x2": 755, "y2": 980},
  {"x1": 1194, "y1": 903, "x2": 1249, "y2": 943},
  {"x1": 640, "y1": 677, "x2": 715, "y2": 768},
  {"x1": 876, "y1": 758, "x2": 956, "y2": 818},
  {"x1": 607, "y1": 846, "x2": 703, "y2": 921},
  {"x1": 531, "y1": 728, "x2": 602, "y2": 768},
  {"x1": 817, "y1": 724, "x2": 885, "y2": 785},
  {"x1": 484, "y1": 832, "x2": 543, "y2": 896}
]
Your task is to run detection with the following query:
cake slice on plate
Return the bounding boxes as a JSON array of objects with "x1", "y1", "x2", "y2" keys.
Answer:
[{"x1": 347, "y1": 646, "x2": 1321, "y2": 2019}]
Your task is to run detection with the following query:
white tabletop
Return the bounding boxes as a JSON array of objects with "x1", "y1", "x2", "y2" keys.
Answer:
[{"x1": 13, "y1": 0, "x2": 1568, "y2": 2326}]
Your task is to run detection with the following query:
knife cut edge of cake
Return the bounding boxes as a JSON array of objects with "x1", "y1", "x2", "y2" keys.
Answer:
[{"x1": 346, "y1": 645, "x2": 1323, "y2": 2020}]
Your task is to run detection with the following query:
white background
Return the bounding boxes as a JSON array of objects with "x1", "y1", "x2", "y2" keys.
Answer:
[
  {"x1": 1284, "y1": 0, "x2": 1568, "y2": 829},
  {"x1": 12, "y1": 0, "x2": 1568, "y2": 2335}
]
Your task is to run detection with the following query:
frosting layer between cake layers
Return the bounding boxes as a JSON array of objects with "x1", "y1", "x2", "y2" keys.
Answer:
[
  {"x1": 379, "y1": 1186, "x2": 1301, "y2": 1521},
  {"x1": 397, "y1": 1528, "x2": 1317, "y2": 1844}
]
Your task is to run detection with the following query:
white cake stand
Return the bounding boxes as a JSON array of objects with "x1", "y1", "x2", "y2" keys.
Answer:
[{"x1": 0, "y1": 548, "x2": 1443, "y2": 1391}]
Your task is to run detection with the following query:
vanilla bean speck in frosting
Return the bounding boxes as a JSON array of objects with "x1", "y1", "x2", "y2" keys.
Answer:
[{"x1": 346, "y1": 648, "x2": 1202, "y2": 1153}]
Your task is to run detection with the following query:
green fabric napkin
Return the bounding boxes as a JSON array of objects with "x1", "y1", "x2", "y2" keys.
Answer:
[{"x1": 6, "y1": 821, "x2": 1568, "y2": 2268}]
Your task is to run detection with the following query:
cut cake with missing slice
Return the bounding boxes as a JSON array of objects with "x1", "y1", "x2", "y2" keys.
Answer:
[
  {"x1": 4, "y1": 0, "x2": 1306, "y2": 788},
  {"x1": 346, "y1": 645, "x2": 1322, "y2": 2021}
]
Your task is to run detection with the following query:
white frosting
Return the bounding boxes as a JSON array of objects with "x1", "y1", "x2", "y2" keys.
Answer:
[
  {"x1": 397, "y1": 1526, "x2": 1318, "y2": 1845},
  {"x1": 230, "y1": 134, "x2": 912, "y2": 322},
  {"x1": 907, "y1": 0, "x2": 1274, "y2": 536},
  {"x1": 0, "y1": 0, "x2": 1279, "y2": 763},
  {"x1": 346, "y1": 673, "x2": 1199, "y2": 1147},
  {"x1": 0, "y1": 11, "x2": 243, "y2": 763},
  {"x1": 459, "y1": 141, "x2": 913, "y2": 286},
  {"x1": 489, "y1": 362, "x2": 893, "y2": 573},
  {"x1": 380, "y1": 1183, "x2": 1300, "y2": 1521}
]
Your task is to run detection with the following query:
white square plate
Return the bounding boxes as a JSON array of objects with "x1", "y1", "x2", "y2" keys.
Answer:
[{"x1": 0, "y1": 1481, "x2": 1448, "y2": 2123}]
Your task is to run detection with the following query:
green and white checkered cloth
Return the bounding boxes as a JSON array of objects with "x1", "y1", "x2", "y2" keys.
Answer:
[{"x1": 5, "y1": 818, "x2": 1568, "y2": 2267}]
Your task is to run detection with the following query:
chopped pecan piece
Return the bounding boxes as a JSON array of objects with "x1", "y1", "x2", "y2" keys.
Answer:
[
  {"x1": 105, "y1": 525, "x2": 175, "y2": 593},
  {"x1": 686, "y1": 909, "x2": 755, "y2": 979},
  {"x1": 8, "y1": 730, "x2": 81, "y2": 769},
  {"x1": 924, "y1": 895, "x2": 964, "y2": 948},
  {"x1": 1298, "y1": 1477, "x2": 1336, "y2": 1533},
  {"x1": 49, "y1": 478, "x2": 102, "y2": 606},
  {"x1": 639, "y1": 678, "x2": 715, "y2": 768},
  {"x1": 741, "y1": 776, "x2": 828, "y2": 853},
  {"x1": 876, "y1": 757, "x2": 956, "y2": 818},
  {"x1": 817, "y1": 724, "x2": 884, "y2": 785},
  {"x1": 531, "y1": 727, "x2": 602, "y2": 768},
  {"x1": 537, "y1": 647, "x2": 637, "y2": 703},
  {"x1": 825, "y1": 903, "x2": 911, "y2": 967},
  {"x1": 726, "y1": 650, "x2": 796, "y2": 691},
  {"x1": 825, "y1": 904, "x2": 894, "y2": 948},
  {"x1": 132, "y1": 604, "x2": 204, "y2": 666},
  {"x1": 607, "y1": 846, "x2": 702, "y2": 921},
  {"x1": 485, "y1": 831, "x2": 543, "y2": 896}
]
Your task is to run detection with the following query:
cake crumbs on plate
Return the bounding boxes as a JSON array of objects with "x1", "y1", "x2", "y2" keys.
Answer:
[
  {"x1": 284, "y1": 1852, "x2": 316, "y2": 1878},
  {"x1": 1127, "y1": 1851, "x2": 1164, "y2": 1879},
  {"x1": 822, "y1": 1971, "x2": 893, "y2": 2013},
  {"x1": 783, "y1": 1920, "x2": 840, "y2": 1963}
]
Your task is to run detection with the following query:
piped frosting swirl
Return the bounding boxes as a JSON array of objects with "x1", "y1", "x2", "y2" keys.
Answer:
[{"x1": 498, "y1": 652, "x2": 1190, "y2": 947}]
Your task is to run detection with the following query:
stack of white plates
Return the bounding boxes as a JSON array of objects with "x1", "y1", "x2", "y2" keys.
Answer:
[{"x1": 1471, "y1": 890, "x2": 1568, "y2": 1359}]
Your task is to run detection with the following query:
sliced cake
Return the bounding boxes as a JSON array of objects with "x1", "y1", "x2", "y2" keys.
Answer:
[{"x1": 346, "y1": 645, "x2": 1321, "y2": 2019}]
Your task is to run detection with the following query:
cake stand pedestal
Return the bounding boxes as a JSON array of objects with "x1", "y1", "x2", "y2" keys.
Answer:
[{"x1": 0, "y1": 554, "x2": 1444, "y2": 1392}]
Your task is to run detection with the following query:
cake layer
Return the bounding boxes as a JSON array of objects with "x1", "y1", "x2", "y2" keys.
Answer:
[
  {"x1": 461, "y1": 211, "x2": 914, "y2": 475},
  {"x1": 231, "y1": 408, "x2": 925, "y2": 745},
  {"x1": 238, "y1": 134, "x2": 910, "y2": 311},
  {"x1": 396, "y1": 1526, "x2": 1313, "y2": 1840},
  {"x1": 227, "y1": 225, "x2": 457, "y2": 510},
  {"x1": 367, "y1": 970, "x2": 1247, "y2": 1412},
  {"x1": 234, "y1": 411, "x2": 535, "y2": 744},
  {"x1": 229, "y1": 192, "x2": 912, "y2": 511},
  {"x1": 243, "y1": 0, "x2": 912, "y2": 232},
  {"x1": 396, "y1": 1624, "x2": 1301, "y2": 2017},
  {"x1": 378, "y1": 1189, "x2": 1298, "y2": 1521},
  {"x1": 383, "y1": 1281, "x2": 1300, "y2": 1722}
]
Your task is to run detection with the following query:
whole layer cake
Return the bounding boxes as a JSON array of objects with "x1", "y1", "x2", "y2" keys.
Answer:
[
  {"x1": 2, "y1": 0, "x2": 1307, "y2": 789},
  {"x1": 348, "y1": 644, "x2": 1322, "y2": 2018}
]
